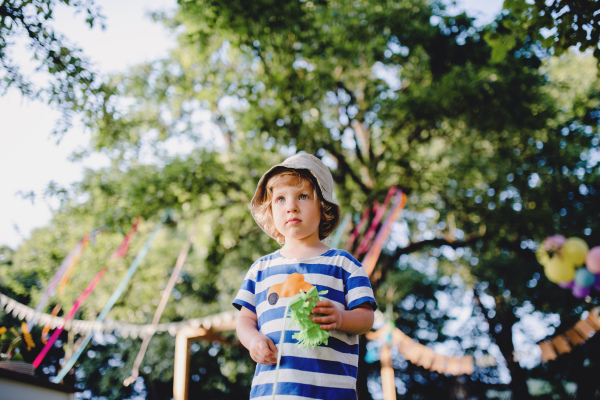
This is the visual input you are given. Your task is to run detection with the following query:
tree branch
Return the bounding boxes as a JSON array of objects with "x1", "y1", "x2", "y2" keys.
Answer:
[{"x1": 322, "y1": 142, "x2": 371, "y2": 194}]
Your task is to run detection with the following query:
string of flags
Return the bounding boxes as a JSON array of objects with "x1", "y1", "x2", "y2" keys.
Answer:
[
  {"x1": 537, "y1": 307, "x2": 600, "y2": 363},
  {"x1": 0, "y1": 292, "x2": 237, "y2": 339},
  {"x1": 365, "y1": 321, "x2": 475, "y2": 377}
]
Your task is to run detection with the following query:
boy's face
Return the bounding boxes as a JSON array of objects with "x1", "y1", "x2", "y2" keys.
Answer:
[{"x1": 270, "y1": 176, "x2": 321, "y2": 244}]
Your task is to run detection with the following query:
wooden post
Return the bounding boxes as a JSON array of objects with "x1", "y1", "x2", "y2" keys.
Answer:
[
  {"x1": 380, "y1": 342, "x2": 396, "y2": 400},
  {"x1": 174, "y1": 327, "x2": 206, "y2": 400}
]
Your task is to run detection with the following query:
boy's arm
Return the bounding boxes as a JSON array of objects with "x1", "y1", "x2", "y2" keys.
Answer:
[
  {"x1": 237, "y1": 306, "x2": 278, "y2": 365},
  {"x1": 312, "y1": 301, "x2": 374, "y2": 335}
]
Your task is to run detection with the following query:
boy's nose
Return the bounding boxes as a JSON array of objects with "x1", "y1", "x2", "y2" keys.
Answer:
[{"x1": 286, "y1": 201, "x2": 298, "y2": 213}]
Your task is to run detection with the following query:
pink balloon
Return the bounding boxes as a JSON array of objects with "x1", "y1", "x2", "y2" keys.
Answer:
[
  {"x1": 544, "y1": 235, "x2": 567, "y2": 252},
  {"x1": 586, "y1": 246, "x2": 600, "y2": 274},
  {"x1": 558, "y1": 281, "x2": 574, "y2": 289}
]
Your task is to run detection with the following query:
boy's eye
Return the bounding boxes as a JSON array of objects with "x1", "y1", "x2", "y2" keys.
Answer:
[
  {"x1": 299, "y1": 194, "x2": 309, "y2": 200},
  {"x1": 275, "y1": 197, "x2": 285, "y2": 203}
]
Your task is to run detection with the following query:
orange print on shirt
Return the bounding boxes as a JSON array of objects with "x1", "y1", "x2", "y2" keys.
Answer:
[{"x1": 267, "y1": 273, "x2": 313, "y2": 305}]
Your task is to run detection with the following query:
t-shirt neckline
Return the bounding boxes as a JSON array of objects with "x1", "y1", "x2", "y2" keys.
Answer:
[{"x1": 276, "y1": 248, "x2": 335, "y2": 261}]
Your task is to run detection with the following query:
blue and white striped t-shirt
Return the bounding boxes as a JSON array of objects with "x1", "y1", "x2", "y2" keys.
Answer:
[{"x1": 233, "y1": 248, "x2": 377, "y2": 400}]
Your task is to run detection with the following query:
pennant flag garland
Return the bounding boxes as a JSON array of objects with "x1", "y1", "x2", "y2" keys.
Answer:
[
  {"x1": 41, "y1": 305, "x2": 62, "y2": 344},
  {"x1": 0, "y1": 291, "x2": 237, "y2": 338},
  {"x1": 365, "y1": 323, "x2": 475, "y2": 377},
  {"x1": 538, "y1": 308, "x2": 600, "y2": 362}
]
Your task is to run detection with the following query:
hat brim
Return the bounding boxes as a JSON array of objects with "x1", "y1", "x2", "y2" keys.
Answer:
[{"x1": 250, "y1": 155, "x2": 341, "y2": 242}]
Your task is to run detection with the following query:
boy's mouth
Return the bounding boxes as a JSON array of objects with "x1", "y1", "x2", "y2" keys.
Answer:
[{"x1": 287, "y1": 218, "x2": 301, "y2": 224}]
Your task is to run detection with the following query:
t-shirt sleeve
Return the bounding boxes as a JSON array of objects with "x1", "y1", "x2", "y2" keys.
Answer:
[
  {"x1": 345, "y1": 260, "x2": 378, "y2": 311},
  {"x1": 232, "y1": 267, "x2": 257, "y2": 314}
]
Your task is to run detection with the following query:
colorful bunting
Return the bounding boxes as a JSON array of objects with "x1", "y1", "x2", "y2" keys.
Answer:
[
  {"x1": 355, "y1": 187, "x2": 397, "y2": 256},
  {"x1": 53, "y1": 213, "x2": 167, "y2": 383},
  {"x1": 362, "y1": 190, "x2": 407, "y2": 276}
]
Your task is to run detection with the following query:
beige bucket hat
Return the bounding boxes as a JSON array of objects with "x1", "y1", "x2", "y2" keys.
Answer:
[{"x1": 250, "y1": 153, "x2": 341, "y2": 241}]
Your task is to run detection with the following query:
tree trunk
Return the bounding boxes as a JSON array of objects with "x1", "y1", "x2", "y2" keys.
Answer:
[
  {"x1": 505, "y1": 359, "x2": 531, "y2": 400},
  {"x1": 473, "y1": 290, "x2": 532, "y2": 400}
]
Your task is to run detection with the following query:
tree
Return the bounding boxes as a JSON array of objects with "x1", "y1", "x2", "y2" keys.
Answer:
[
  {"x1": 2, "y1": 0, "x2": 600, "y2": 398},
  {"x1": 487, "y1": 0, "x2": 600, "y2": 62},
  {"x1": 0, "y1": 0, "x2": 110, "y2": 134}
]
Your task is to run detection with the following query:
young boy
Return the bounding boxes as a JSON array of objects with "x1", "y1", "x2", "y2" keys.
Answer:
[{"x1": 233, "y1": 153, "x2": 377, "y2": 399}]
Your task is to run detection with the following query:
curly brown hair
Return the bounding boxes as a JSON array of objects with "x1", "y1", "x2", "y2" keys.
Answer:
[{"x1": 251, "y1": 169, "x2": 338, "y2": 245}]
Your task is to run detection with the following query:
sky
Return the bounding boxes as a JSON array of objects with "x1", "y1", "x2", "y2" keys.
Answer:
[{"x1": 0, "y1": 0, "x2": 504, "y2": 249}]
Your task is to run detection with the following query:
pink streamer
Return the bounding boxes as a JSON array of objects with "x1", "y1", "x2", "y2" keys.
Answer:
[
  {"x1": 362, "y1": 190, "x2": 406, "y2": 277},
  {"x1": 33, "y1": 267, "x2": 107, "y2": 368},
  {"x1": 346, "y1": 207, "x2": 370, "y2": 251},
  {"x1": 355, "y1": 187, "x2": 398, "y2": 255},
  {"x1": 32, "y1": 217, "x2": 140, "y2": 368}
]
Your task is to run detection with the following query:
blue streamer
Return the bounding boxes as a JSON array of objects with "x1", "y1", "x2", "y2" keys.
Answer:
[{"x1": 52, "y1": 215, "x2": 167, "y2": 383}]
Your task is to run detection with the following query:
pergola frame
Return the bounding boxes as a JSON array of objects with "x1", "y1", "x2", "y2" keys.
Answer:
[{"x1": 173, "y1": 319, "x2": 236, "y2": 400}]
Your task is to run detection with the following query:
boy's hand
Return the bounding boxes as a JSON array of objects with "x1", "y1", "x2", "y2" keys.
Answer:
[
  {"x1": 311, "y1": 299, "x2": 342, "y2": 331},
  {"x1": 249, "y1": 334, "x2": 278, "y2": 365}
]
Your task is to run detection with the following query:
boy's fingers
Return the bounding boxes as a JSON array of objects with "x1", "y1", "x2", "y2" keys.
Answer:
[
  {"x1": 319, "y1": 322, "x2": 336, "y2": 331},
  {"x1": 267, "y1": 339, "x2": 278, "y2": 354}
]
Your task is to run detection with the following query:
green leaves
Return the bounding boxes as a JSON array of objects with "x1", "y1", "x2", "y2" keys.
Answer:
[
  {"x1": 492, "y1": 0, "x2": 600, "y2": 62},
  {"x1": 287, "y1": 287, "x2": 330, "y2": 348},
  {"x1": 0, "y1": 0, "x2": 110, "y2": 136}
]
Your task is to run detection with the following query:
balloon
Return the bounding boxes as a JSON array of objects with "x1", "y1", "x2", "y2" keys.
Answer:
[
  {"x1": 536, "y1": 247, "x2": 550, "y2": 267},
  {"x1": 558, "y1": 281, "x2": 574, "y2": 289},
  {"x1": 544, "y1": 234, "x2": 566, "y2": 252},
  {"x1": 574, "y1": 267, "x2": 595, "y2": 288},
  {"x1": 562, "y1": 237, "x2": 589, "y2": 267},
  {"x1": 594, "y1": 274, "x2": 600, "y2": 291},
  {"x1": 543, "y1": 256, "x2": 576, "y2": 284},
  {"x1": 572, "y1": 285, "x2": 590, "y2": 299},
  {"x1": 586, "y1": 246, "x2": 600, "y2": 274}
]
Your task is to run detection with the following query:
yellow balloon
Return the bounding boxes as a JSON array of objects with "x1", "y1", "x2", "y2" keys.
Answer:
[
  {"x1": 562, "y1": 237, "x2": 589, "y2": 267},
  {"x1": 544, "y1": 256, "x2": 576, "y2": 283},
  {"x1": 536, "y1": 247, "x2": 550, "y2": 267}
]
